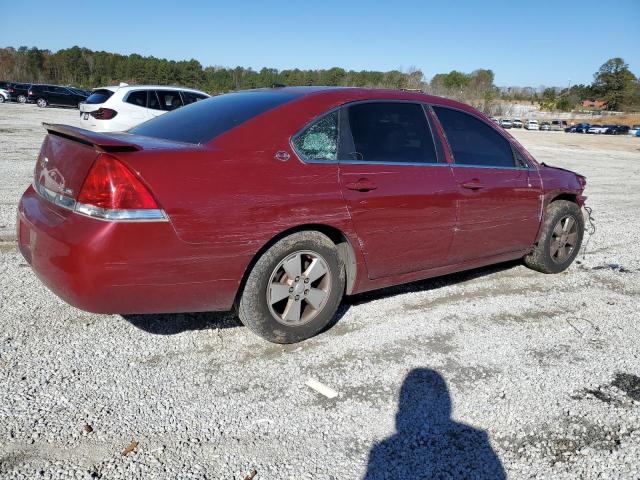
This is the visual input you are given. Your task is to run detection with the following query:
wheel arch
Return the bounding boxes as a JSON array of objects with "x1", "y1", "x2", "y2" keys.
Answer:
[
  {"x1": 548, "y1": 192, "x2": 578, "y2": 205},
  {"x1": 534, "y1": 192, "x2": 581, "y2": 246},
  {"x1": 233, "y1": 223, "x2": 359, "y2": 309}
]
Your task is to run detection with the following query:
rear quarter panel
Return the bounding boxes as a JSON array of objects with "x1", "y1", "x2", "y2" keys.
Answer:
[{"x1": 120, "y1": 96, "x2": 363, "y2": 294}]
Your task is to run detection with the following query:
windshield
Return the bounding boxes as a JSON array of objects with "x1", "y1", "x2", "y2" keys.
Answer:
[{"x1": 129, "y1": 90, "x2": 302, "y2": 144}]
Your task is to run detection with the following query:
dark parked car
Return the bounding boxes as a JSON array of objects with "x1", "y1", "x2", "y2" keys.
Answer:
[
  {"x1": 565, "y1": 123, "x2": 590, "y2": 133},
  {"x1": 7, "y1": 82, "x2": 31, "y2": 103},
  {"x1": 604, "y1": 125, "x2": 629, "y2": 135},
  {"x1": 69, "y1": 87, "x2": 92, "y2": 97},
  {"x1": 28, "y1": 84, "x2": 89, "y2": 108},
  {"x1": 18, "y1": 87, "x2": 587, "y2": 343}
]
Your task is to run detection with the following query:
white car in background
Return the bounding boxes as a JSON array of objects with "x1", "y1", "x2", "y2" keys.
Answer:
[
  {"x1": 0, "y1": 88, "x2": 9, "y2": 103},
  {"x1": 79, "y1": 85, "x2": 210, "y2": 132},
  {"x1": 525, "y1": 119, "x2": 539, "y2": 130},
  {"x1": 587, "y1": 124, "x2": 611, "y2": 134},
  {"x1": 512, "y1": 118, "x2": 523, "y2": 128}
]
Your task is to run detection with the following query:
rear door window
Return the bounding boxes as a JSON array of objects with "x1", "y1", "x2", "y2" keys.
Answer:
[
  {"x1": 345, "y1": 102, "x2": 438, "y2": 163},
  {"x1": 126, "y1": 90, "x2": 148, "y2": 108},
  {"x1": 433, "y1": 106, "x2": 516, "y2": 168},
  {"x1": 156, "y1": 90, "x2": 183, "y2": 111},
  {"x1": 85, "y1": 89, "x2": 114, "y2": 104}
]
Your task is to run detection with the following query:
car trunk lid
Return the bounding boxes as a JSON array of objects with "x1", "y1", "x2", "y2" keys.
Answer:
[{"x1": 35, "y1": 124, "x2": 143, "y2": 200}]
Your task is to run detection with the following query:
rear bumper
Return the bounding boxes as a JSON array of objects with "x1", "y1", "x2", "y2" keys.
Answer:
[{"x1": 18, "y1": 186, "x2": 245, "y2": 314}]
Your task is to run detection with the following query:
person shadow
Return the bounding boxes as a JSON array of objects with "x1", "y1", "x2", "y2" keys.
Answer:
[{"x1": 364, "y1": 368, "x2": 506, "y2": 480}]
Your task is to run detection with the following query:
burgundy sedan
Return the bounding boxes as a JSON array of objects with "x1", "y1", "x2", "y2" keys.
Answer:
[{"x1": 18, "y1": 87, "x2": 586, "y2": 343}]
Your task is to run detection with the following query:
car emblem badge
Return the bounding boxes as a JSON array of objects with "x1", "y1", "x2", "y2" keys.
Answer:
[
  {"x1": 41, "y1": 156, "x2": 49, "y2": 167},
  {"x1": 274, "y1": 150, "x2": 290, "y2": 162}
]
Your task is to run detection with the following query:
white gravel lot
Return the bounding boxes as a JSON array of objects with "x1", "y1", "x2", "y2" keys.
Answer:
[{"x1": 1, "y1": 103, "x2": 639, "y2": 479}]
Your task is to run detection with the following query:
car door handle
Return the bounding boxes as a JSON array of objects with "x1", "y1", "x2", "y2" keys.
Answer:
[
  {"x1": 345, "y1": 179, "x2": 378, "y2": 192},
  {"x1": 461, "y1": 181, "x2": 486, "y2": 190}
]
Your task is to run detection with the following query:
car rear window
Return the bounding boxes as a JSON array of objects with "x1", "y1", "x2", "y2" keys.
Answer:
[
  {"x1": 86, "y1": 89, "x2": 114, "y2": 104},
  {"x1": 129, "y1": 90, "x2": 302, "y2": 144}
]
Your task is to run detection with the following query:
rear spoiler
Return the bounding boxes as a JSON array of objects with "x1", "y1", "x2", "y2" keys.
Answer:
[{"x1": 43, "y1": 123, "x2": 142, "y2": 152}]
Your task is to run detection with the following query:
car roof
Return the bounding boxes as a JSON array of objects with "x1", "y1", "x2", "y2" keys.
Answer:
[
  {"x1": 243, "y1": 86, "x2": 485, "y2": 113},
  {"x1": 94, "y1": 85, "x2": 209, "y2": 94}
]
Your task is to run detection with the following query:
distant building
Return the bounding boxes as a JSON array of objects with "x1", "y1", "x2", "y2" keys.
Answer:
[{"x1": 581, "y1": 99, "x2": 607, "y2": 109}]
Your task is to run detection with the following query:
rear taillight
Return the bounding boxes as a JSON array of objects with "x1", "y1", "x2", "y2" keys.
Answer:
[
  {"x1": 75, "y1": 154, "x2": 166, "y2": 221},
  {"x1": 89, "y1": 108, "x2": 118, "y2": 120},
  {"x1": 8, "y1": 88, "x2": 13, "y2": 93}
]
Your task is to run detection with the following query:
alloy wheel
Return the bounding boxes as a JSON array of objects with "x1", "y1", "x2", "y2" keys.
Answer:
[
  {"x1": 37, "y1": 99, "x2": 47, "y2": 108},
  {"x1": 267, "y1": 250, "x2": 332, "y2": 326},
  {"x1": 17, "y1": 95, "x2": 26, "y2": 103},
  {"x1": 550, "y1": 215, "x2": 579, "y2": 263}
]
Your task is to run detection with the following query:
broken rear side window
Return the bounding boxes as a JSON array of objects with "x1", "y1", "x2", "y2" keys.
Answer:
[{"x1": 293, "y1": 111, "x2": 339, "y2": 161}]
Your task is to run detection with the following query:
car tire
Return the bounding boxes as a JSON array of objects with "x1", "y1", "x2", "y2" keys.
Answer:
[
  {"x1": 237, "y1": 231, "x2": 345, "y2": 343},
  {"x1": 17, "y1": 95, "x2": 27, "y2": 103},
  {"x1": 36, "y1": 98, "x2": 47, "y2": 108},
  {"x1": 0, "y1": 96, "x2": 4, "y2": 103},
  {"x1": 524, "y1": 200, "x2": 584, "y2": 274}
]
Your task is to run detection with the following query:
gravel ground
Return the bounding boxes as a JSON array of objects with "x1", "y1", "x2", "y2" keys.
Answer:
[{"x1": 1, "y1": 103, "x2": 640, "y2": 479}]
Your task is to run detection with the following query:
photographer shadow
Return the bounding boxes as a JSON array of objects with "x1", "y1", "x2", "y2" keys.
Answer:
[{"x1": 364, "y1": 368, "x2": 506, "y2": 480}]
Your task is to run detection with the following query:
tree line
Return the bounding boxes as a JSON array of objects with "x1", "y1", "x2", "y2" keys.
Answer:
[
  {"x1": 1, "y1": 46, "x2": 637, "y2": 112},
  {"x1": 0, "y1": 46, "x2": 423, "y2": 93}
]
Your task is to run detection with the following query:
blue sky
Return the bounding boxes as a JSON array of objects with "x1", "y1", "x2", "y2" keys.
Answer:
[{"x1": 1, "y1": 0, "x2": 638, "y2": 86}]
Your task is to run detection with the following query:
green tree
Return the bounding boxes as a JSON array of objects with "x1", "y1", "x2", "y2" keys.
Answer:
[
  {"x1": 556, "y1": 96, "x2": 572, "y2": 111},
  {"x1": 540, "y1": 87, "x2": 558, "y2": 110},
  {"x1": 593, "y1": 58, "x2": 637, "y2": 111}
]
